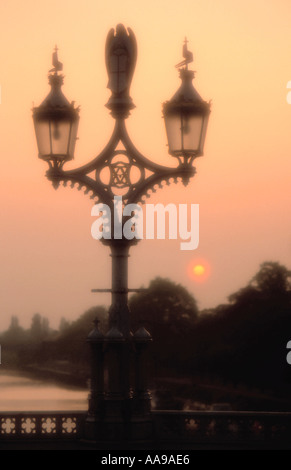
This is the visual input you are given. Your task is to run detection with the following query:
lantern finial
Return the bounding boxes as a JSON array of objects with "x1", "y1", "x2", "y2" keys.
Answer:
[
  {"x1": 49, "y1": 45, "x2": 63, "y2": 74},
  {"x1": 175, "y1": 37, "x2": 193, "y2": 70}
]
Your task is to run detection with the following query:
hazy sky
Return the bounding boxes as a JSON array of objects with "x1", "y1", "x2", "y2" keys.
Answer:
[{"x1": 0, "y1": 0, "x2": 290, "y2": 331}]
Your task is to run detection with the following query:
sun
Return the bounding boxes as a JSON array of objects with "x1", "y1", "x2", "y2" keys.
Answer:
[
  {"x1": 193, "y1": 264, "x2": 206, "y2": 276},
  {"x1": 187, "y1": 259, "x2": 211, "y2": 282}
]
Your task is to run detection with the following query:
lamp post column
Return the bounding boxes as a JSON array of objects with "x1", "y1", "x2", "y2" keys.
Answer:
[
  {"x1": 108, "y1": 242, "x2": 131, "y2": 337},
  {"x1": 103, "y1": 242, "x2": 133, "y2": 437},
  {"x1": 85, "y1": 319, "x2": 105, "y2": 441}
]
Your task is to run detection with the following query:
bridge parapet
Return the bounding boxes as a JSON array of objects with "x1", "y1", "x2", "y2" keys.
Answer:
[{"x1": 0, "y1": 410, "x2": 290, "y2": 449}]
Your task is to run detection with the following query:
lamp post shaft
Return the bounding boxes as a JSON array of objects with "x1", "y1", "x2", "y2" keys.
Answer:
[{"x1": 108, "y1": 243, "x2": 131, "y2": 337}]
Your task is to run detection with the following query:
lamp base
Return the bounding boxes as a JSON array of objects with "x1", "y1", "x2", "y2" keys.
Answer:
[{"x1": 84, "y1": 409, "x2": 153, "y2": 445}]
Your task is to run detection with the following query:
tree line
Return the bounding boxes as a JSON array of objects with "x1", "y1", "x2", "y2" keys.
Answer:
[{"x1": 1, "y1": 261, "x2": 291, "y2": 404}]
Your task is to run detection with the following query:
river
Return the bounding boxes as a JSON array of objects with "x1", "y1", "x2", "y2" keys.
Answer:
[{"x1": 0, "y1": 371, "x2": 88, "y2": 411}]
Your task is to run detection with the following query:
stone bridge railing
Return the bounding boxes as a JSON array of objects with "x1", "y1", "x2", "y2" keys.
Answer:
[
  {"x1": 0, "y1": 411, "x2": 85, "y2": 440},
  {"x1": 0, "y1": 410, "x2": 291, "y2": 448},
  {"x1": 152, "y1": 410, "x2": 291, "y2": 448}
]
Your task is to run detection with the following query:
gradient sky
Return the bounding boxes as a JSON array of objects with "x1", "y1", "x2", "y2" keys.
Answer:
[{"x1": 0, "y1": 0, "x2": 290, "y2": 331}]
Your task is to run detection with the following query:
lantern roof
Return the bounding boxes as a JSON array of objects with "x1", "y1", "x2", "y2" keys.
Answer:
[
  {"x1": 33, "y1": 47, "x2": 79, "y2": 121},
  {"x1": 170, "y1": 69, "x2": 203, "y2": 103},
  {"x1": 163, "y1": 39, "x2": 210, "y2": 116},
  {"x1": 41, "y1": 73, "x2": 70, "y2": 108},
  {"x1": 163, "y1": 68, "x2": 210, "y2": 116}
]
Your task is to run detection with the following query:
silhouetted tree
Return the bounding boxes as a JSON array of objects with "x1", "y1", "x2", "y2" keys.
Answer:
[
  {"x1": 59, "y1": 317, "x2": 71, "y2": 333},
  {"x1": 192, "y1": 261, "x2": 291, "y2": 396},
  {"x1": 130, "y1": 277, "x2": 198, "y2": 331},
  {"x1": 30, "y1": 313, "x2": 42, "y2": 339},
  {"x1": 251, "y1": 261, "x2": 291, "y2": 294},
  {"x1": 229, "y1": 261, "x2": 291, "y2": 304},
  {"x1": 35, "y1": 305, "x2": 108, "y2": 365},
  {"x1": 29, "y1": 313, "x2": 52, "y2": 342},
  {"x1": 1, "y1": 315, "x2": 26, "y2": 345},
  {"x1": 129, "y1": 277, "x2": 198, "y2": 376},
  {"x1": 9, "y1": 316, "x2": 20, "y2": 330}
]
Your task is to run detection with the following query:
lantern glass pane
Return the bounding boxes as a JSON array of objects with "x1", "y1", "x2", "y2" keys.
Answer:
[
  {"x1": 34, "y1": 120, "x2": 51, "y2": 156},
  {"x1": 199, "y1": 115, "x2": 209, "y2": 153},
  {"x1": 51, "y1": 121, "x2": 71, "y2": 156},
  {"x1": 68, "y1": 119, "x2": 79, "y2": 158},
  {"x1": 164, "y1": 114, "x2": 182, "y2": 154},
  {"x1": 181, "y1": 114, "x2": 203, "y2": 152}
]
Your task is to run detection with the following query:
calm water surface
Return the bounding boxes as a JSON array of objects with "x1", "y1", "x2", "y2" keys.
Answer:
[{"x1": 0, "y1": 372, "x2": 88, "y2": 411}]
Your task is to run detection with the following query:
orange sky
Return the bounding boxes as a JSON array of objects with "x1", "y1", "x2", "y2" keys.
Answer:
[{"x1": 0, "y1": 0, "x2": 290, "y2": 330}]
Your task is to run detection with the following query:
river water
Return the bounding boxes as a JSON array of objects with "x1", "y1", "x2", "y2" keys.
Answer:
[
  {"x1": 0, "y1": 372, "x2": 88, "y2": 411},
  {"x1": 0, "y1": 371, "x2": 218, "y2": 412}
]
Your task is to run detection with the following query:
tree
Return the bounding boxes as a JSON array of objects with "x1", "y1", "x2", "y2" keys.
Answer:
[
  {"x1": 42, "y1": 317, "x2": 50, "y2": 336},
  {"x1": 29, "y1": 313, "x2": 51, "y2": 340},
  {"x1": 200, "y1": 261, "x2": 291, "y2": 392},
  {"x1": 250, "y1": 261, "x2": 291, "y2": 295},
  {"x1": 30, "y1": 313, "x2": 43, "y2": 339},
  {"x1": 229, "y1": 262, "x2": 291, "y2": 305},
  {"x1": 129, "y1": 277, "x2": 198, "y2": 376},
  {"x1": 41, "y1": 305, "x2": 108, "y2": 365},
  {"x1": 1, "y1": 315, "x2": 26, "y2": 346},
  {"x1": 59, "y1": 317, "x2": 71, "y2": 333},
  {"x1": 9, "y1": 316, "x2": 20, "y2": 330},
  {"x1": 129, "y1": 277, "x2": 198, "y2": 332}
]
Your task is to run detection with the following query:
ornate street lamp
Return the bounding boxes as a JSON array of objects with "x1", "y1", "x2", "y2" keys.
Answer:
[
  {"x1": 32, "y1": 25, "x2": 210, "y2": 443},
  {"x1": 33, "y1": 47, "x2": 80, "y2": 172}
]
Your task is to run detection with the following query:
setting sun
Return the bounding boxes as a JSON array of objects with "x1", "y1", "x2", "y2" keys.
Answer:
[
  {"x1": 187, "y1": 259, "x2": 211, "y2": 283},
  {"x1": 193, "y1": 264, "x2": 206, "y2": 276}
]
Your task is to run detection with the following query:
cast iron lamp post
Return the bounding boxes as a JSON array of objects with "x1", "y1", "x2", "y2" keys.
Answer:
[{"x1": 32, "y1": 25, "x2": 210, "y2": 443}]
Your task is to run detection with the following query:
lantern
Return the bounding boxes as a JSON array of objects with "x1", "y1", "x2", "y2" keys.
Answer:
[
  {"x1": 33, "y1": 48, "x2": 79, "y2": 167},
  {"x1": 163, "y1": 46, "x2": 210, "y2": 163}
]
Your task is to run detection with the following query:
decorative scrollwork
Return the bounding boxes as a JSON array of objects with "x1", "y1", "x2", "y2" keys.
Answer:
[
  {"x1": 46, "y1": 119, "x2": 195, "y2": 212},
  {"x1": 1, "y1": 417, "x2": 16, "y2": 434},
  {"x1": 109, "y1": 161, "x2": 131, "y2": 188},
  {"x1": 185, "y1": 417, "x2": 199, "y2": 432},
  {"x1": 61, "y1": 417, "x2": 77, "y2": 434},
  {"x1": 21, "y1": 417, "x2": 36, "y2": 434},
  {"x1": 250, "y1": 419, "x2": 264, "y2": 436},
  {"x1": 41, "y1": 417, "x2": 56, "y2": 434}
]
